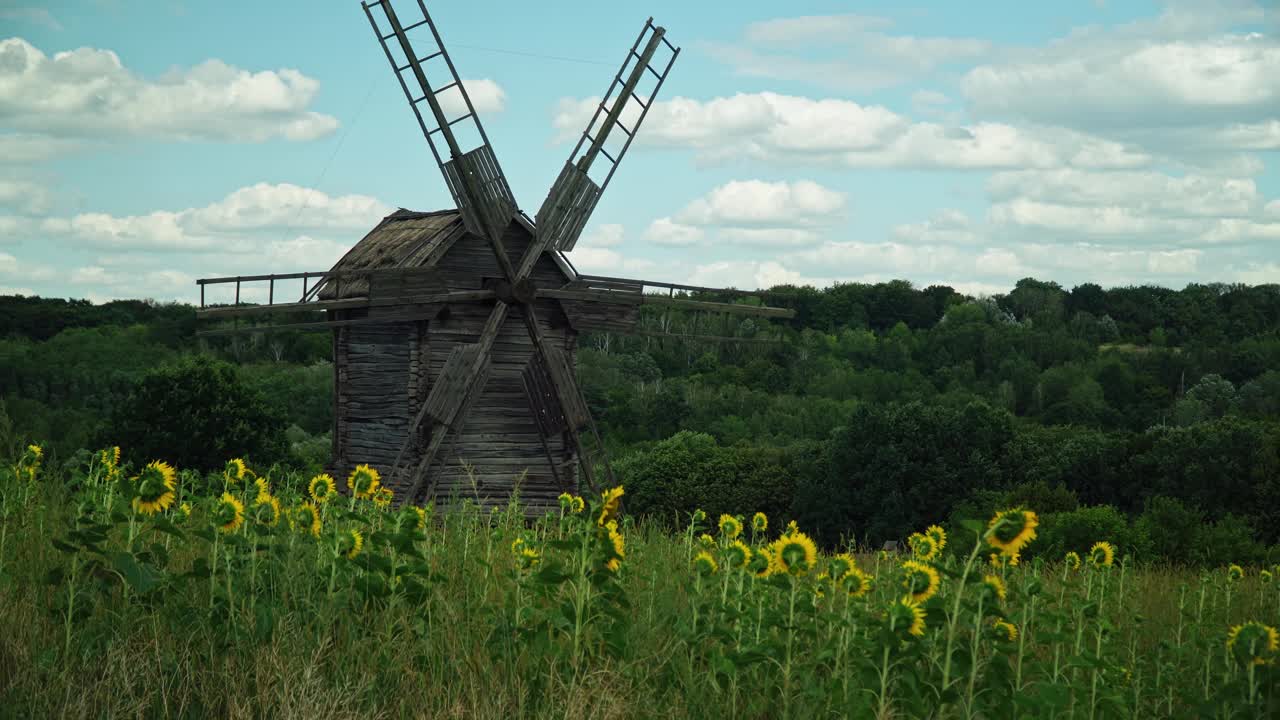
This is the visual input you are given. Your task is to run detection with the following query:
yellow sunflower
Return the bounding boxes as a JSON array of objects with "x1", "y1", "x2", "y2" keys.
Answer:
[
  {"x1": 985, "y1": 508, "x2": 1039, "y2": 558},
  {"x1": 752, "y1": 512, "x2": 768, "y2": 534},
  {"x1": 1227, "y1": 621, "x2": 1280, "y2": 666},
  {"x1": 992, "y1": 618, "x2": 1019, "y2": 642},
  {"x1": 908, "y1": 532, "x2": 940, "y2": 562},
  {"x1": 294, "y1": 502, "x2": 322, "y2": 538},
  {"x1": 253, "y1": 494, "x2": 282, "y2": 527},
  {"x1": 693, "y1": 551, "x2": 719, "y2": 576},
  {"x1": 1261, "y1": 569, "x2": 1273, "y2": 584},
  {"x1": 1089, "y1": 541, "x2": 1115, "y2": 568},
  {"x1": 346, "y1": 464, "x2": 381, "y2": 499},
  {"x1": 518, "y1": 546, "x2": 541, "y2": 569},
  {"x1": 1227, "y1": 564, "x2": 1245, "y2": 582},
  {"x1": 749, "y1": 547, "x2": 774, "y2": 579},
  {"x1": 343, "y1": 529, "x2": 364, "y2": 560},
  {"x1": 570, "y1": 496, "x2": 585, "y2": 514},
  {"x1": 901, "y1": 560, "x2": 941, "y2": 604},
  {"x1": 888, "y1": 597, "x2": 927, "y2": 637},
  {"x1": 844, "y1": 566, "x2": 873, "y2": 598},
  {"x1": 604, "y1": 520, "x2": 625, "y2": 572},
  {"x1": 982, "y1": 574, "x2": 1007, "y2": 602},
  {"x1": 771, "y1": 531, "x2": 819, "y2": 576},
  {"x1": 253, "y1": 477, "x2": 271, "y2": 503},
  {"x1": 1064, "y1": 551, "x2": 1082, "y2": 571},
  {"x1": 224, "y1": 458, "x2": 247, "y2": 484},
  {"x1": 598, "y1": 486, "x2": 625, "y2": 526},
  {"x1": 698, "y1": 533, "x2": 716, "y2": 549},
  {"x1": 785, "y1": 520, "x2": 800, "y2": 536},
  {"x1": 131, "y1": 460, "x2": 177, "y2": 516},
  {"x1": 557, "y1": 492, "x2": 573, "y2": 510},
  {"x1": 989, "y1": 550, "x2": 1021, "y2": 569},
  {"x1": 373, "y1": 485, "x2": 394, "y2": 510},
  {"x1": 718, "y1": 514, "x2": 743, "y2": 540},
  {"x1": 308, "y1": 474, "x2": 337, "y2": 504},
  {"x1": 412, "y1": 505, "x2": 428, "y2": 531},
  {"x1": 925, "y1": 524, "x2": 947, "y2": 554},
  {"x1": 828, "y1": 552, "x2": 856, "y2": 583},
  {"x1": 179, "y1": 502, "x2": 191, "y2": 517},
  {"x1": 215, "y1": 492, "x2": 245, "y2": 534},
  {"x1": 726, "y1": 540, "x2": 753, "y2": 569}
]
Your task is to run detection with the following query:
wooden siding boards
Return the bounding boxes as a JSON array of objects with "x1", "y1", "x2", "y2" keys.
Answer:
[{"x1": 328, "y1": 211, "x2": 579, "y2": 513}]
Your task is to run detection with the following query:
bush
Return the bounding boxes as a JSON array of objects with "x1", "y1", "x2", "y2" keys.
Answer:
[
  {"x1": 103, "y1": 355, "x2": 287, "y2": 473},
  {"x1": 1035, "y1": 505, "x2": 1151, "y2": 561},
  {"x1": 615, "y1": 431, "x2": 796, "y2": 527}
]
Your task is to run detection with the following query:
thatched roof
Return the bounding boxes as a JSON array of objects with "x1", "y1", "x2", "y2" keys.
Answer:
[{"x1": 318, "y1": 209, "x2": 464, "y2": 300}]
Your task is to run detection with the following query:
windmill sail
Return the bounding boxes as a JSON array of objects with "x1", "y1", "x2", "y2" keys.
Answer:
[
  {"x1": 535, "y1": 19, "x2": 679, "y2": 253},
  {"x1": 362, "y1": 0, "x2": 518, "y2": 238}
]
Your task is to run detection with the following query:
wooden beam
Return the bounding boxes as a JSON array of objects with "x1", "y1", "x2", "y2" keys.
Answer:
[
  {"x1": 196, "y1": 310, "x2": 442, "y2": 336},
  {"x1": 197, "y1": 298, "x2": 369, "y2": 319},
  {"x1": 537, "y1": 287, "x2": 643, "y2": 305}
]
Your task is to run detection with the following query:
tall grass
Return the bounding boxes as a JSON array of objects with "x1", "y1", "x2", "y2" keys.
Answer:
[{"x1": 1, "y1": 447, "x2": 1277, "y2": 719}]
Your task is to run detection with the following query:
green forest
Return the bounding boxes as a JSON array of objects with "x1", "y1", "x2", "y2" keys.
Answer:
[{"x1": 3, "y1": 277, "x2": 1279, "y2": 564}]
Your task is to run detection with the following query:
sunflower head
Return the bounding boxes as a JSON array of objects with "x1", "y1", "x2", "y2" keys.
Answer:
[
  {"x1": 693, "y1": 551, "x2": 719, "y2": 576},
  {"x1": 1227, "y1": 621, "x2": 1280, "y2": 666},
  {"x1": 718, "y1": 514, "x2": 743, "y2": 540},
  {"x1": 253, "y1": 494, "x2": 282, "y2": 527},
  {"x1": 991, "y1": 618, "x2": 1019, "y2": 643},
  {"x1": 989, "y1": 550, "x2": 1021, "y2": 569},
  {"x1": 1261, "y1": 569, "x2": 1274, "y2": 584},
  {"x1": 412, "y1": 505, "x2": 429, "y2": 531},
  {"x1": 691, "y1": 508, "x2": 707, "y2": 526},
  {"x1": 771, "y1": 531, "x2": 819, "y2": 576},
  {"x1": 1064, "y1": 551, "x2": 1082, "y2": 571},
  {"x1": 308, "y1": 474, "x2": 337, "y2": 504},
  {"x1": 888, "y1": 597, "x2": 927, "y2": 637},
  {"x1": 748, "y1": 547, "x2": 774, "y2": 579},
  {"x1": 98, "y1": 446, "x2": 120, "y2": 470},
  {"x1": 1227, "y1": 564, "x2": 1245, "y2": 582},
  {"x1": 570, "y1": 496, "x2": 585, "y2": 514},
  {"x1": 293, "y1": 503, "x2": 322, "y2": 538},
  {"x1": 214, "y1": 492, "x2": 245, "y2": 534},
  {"x1": 179, "y1": 502, "x2": 192, "y2": 517},
  {"x1": 982, "y1": 574, "x2": 1007, "y2": 602},
  {"x1": 347, "y1": 464, "x2": 381, "y2": 499},
  {"x1": 785, "y1": 520, "x2": 800, "y2": 536},
  {"x1": 828, "y1": 553, "x2": 856, "y2": 583},
  {"x1": 253, "y1": 476, "x2": 271, "y2": 503},
  {"x1": 131, "y1": 460, "x2": 177, "y2": 516},
  {"x1": 598, "y1": 486, "x2": 625, "y2": 526},
  {"x1": 511, "y1": 537, "x2": 526, "y2": 554},
  {"x1": 725, "y1": 540, "x2": 752, "y2": 570},
  {"x1": 1089, "y1": 541, "x2": 1115, "y2": 569},
  {"x1": 844, "y1": 566, "x2": 873, "y2": 598},
  {"x1": 373, "y1": 485, "x2": 394, "y2": 509},
  {"x1": 925, "y1": 524, "x2": 947, "y2": 554},
  {"x1": 224, "y1": 458, "x2": 247, "y2": 484},
  {"x1": 698, "y1": 533, "x2": 715, "y2": 549},
  {"x1": 985, "y1": 508, "x2": 1039, "y2": 557},
  {"x1": 751, "y1": 512, "x2": 768, "y2": 534},
  {"x1": 557, "y1": 492, "x2": 573, "y2": 510},
  {"x1": 900, "y1": 560, "x2": 942, "y2": 604},
  {"x1": 27, "y1": 444, "x2": 43, "y2": 460},
  {"x1": 342, "y1": 529, "x2": 364, "y2": 560},
  {"x1": 518, "y1": 546, "x2": 541, "y2": 569},
  {"x1": 908, "y1": 532, "x2": 940, "y2": 562},
  {"x1": 603, "y1": 520, "x2": 625, "y2": 572}
]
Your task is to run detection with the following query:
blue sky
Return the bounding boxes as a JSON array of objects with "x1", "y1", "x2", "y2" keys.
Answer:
[{"x1": 1, "y1": 0, "x2": 1277, "y2": 302}]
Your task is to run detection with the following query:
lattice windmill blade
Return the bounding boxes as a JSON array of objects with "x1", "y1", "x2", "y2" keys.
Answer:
[
  {"x1": 362, "y1": 0, "x2": 519, "y2": 238},
  {"x1": 533, "y1": 18, "x2": 679, "y2": 256}
]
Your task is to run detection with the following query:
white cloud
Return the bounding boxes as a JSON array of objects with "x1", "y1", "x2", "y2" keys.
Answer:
[
  {"x1": 0, "y1": 250, "x2": 55, "y2": 281},
  {"x1": 674, "y1": 180, "x2": 846, "y2": 228},
  {"x1": 0, "y1": 133, "x2": 80, "y2": 164},
  {"x1": 563, "y1": 223, "x2": 654, "y2": 275},
  {"x1": 436, "y1": 78, "x2": 506, "y2": 116},
  {"x1": 552, "y1": 92, "x2": 1151, "y2": 170},
  {"x1": 0, "y1": 178, "x2": 52, "y2": 214},
  {"x1": 0, "y1": 8, "x2": 62, "y2": 31},
  {"x1": 578, "y1": 223, "x2": 624, "y2": 248},
  {"x1": 0, "y1": 37, "x2": 338, "y2": 142},
  {"x1": 644, "y1": 217, "x2": 705, "y2": 247},
  {"x1": 685, "y1": 260, "x2": 826, "y2": 290},
  {"x1": 892, "y1": 210, "x2": 978, "y2": 245},
  {"x1": 709, "y1": 14, "x2": 990, "y2": 92},
  {"x1": 41, "y1": 182, "x2": 391, "y2": 250}
]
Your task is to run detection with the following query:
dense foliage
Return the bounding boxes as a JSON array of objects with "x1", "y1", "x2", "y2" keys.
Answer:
[
  {"x1": 2, "y1": 276, "x2": 1279, "y2": 561},
  {"x1": 2, "y1": 454, "x2": 1277, "y2": 717}
]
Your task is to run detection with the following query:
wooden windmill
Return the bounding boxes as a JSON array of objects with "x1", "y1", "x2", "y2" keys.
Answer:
[{"x1": 194, "y1": 0, "x2": 794, "y2": 512}]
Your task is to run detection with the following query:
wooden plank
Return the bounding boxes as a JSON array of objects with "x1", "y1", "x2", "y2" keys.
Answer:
[{"x1": 642, "y1": 295, "x2": 796, "y2": 318}]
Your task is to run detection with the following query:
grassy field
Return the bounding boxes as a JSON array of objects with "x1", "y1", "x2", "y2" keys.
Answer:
[{"x1": 1, "y1": 446, "x2": 1278, "y2": 719}]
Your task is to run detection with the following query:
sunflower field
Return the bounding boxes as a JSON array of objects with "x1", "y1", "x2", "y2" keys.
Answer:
[{"x1": 1, "y1": 446, "x2": 1278, "y2": 718}]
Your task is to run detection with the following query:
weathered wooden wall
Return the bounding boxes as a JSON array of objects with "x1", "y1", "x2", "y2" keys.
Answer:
[{"x1": 330, "y1": 221, "x2": 579, "y2": 513}]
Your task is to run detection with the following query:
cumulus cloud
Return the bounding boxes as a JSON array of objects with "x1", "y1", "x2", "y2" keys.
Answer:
[
  {"x1": 436, "y1": 78, "x2": 506, "y2": 116},
  {"x1": 644, "y1": 217, "x2": 705, "y2": 247},
  {"x1": 675, "y1": 180, "x2": 846, "y2": 228},
  {"x1": 552, "y1": 92, "x2": 1151, "y2": 170},
  {"x1": 0, "y1": 178, "x2": 52, "y2": 214},
  {"x1": 563, "y1": 223, "x2": 655, "y2": 275},
  {"x1": 891, "y1": 210, "x2": 978, "y2": 245},
  {"x1": 41, "y1": 183, "x2": 391, "y2": 250},
  {"x1": 0, "y1": 37, "x2": 339, "y2": 142},
  {"x1": 708, "y1": 14, "x2": 990, "y2": 92}
]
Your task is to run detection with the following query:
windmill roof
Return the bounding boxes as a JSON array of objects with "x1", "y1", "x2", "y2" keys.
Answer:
[{"x1": 319, "y1": 208, "x2": 578, "y2": 300}]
